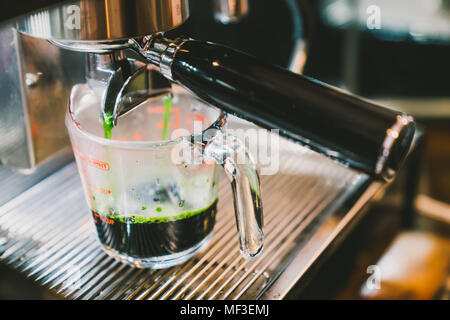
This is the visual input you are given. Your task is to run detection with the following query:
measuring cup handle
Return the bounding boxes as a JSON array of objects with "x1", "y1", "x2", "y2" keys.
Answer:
[{"x1": 205, "y1": 133, "x2": 263, "y2": 259}]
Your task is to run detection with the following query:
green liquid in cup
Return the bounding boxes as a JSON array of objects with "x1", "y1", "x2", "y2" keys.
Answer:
[{"x1": 93, "y1": 198, "x2": 218, "y2": 258}]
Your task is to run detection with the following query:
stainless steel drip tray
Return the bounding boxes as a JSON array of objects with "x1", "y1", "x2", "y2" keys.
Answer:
[{"x1": 0, "y1": 143, "x2": 377, "y2": 300}]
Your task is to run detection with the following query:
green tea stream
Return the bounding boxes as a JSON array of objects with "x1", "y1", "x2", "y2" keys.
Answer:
[
  {"x1": 102, "y1": 95, "x2": 173, "y2": 140},
  {"x1": 102, "y1": 113, "x2": 114, "y2": 140}
]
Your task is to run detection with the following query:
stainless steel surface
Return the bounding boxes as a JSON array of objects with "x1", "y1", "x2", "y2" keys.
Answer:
[
  {"x1": 16, "y1": 0, "x2": 190, "y2": 42},
  {"x1": 72, "y1": 39, "x2": 173, "y2": 124},
  {"x1": 261, "y1": 180, "x2": 382, "y2": 299},
  {"x1": 0, "y1": 27, "x2": 84, "y2": 171},
  {"x1": 0, "y1": 139, "x2": 370, "y2": 300},
  {"x1": 94, "y1": 55, "x2": 173, "y2": 124},
  {"x1": 375, "y1": 114, "x2": 415, "y2": 179},
  {"x1": 85, "y1": 51, "x2": 129, "y2": 113},
  {"x1": 108, "y1": 71, "x2": 172, "y2": 124},
  {"x1": 129, "y1": 35, "x2": 189, "y2": 83},
  {"x1": 0, "y1": 25, "x2": 32, "y2": 169},
  {"x1": 0, "y1": 148, "x2": 73, "y2": 206}
]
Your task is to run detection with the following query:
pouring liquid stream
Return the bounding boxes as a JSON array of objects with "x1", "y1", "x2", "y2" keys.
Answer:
[
  {"x1": 161, "y1": 96, "x2": 172, "y2": 140},
  {"x1": 102, "y1": 95, "x2": 173, "y2": 140}
]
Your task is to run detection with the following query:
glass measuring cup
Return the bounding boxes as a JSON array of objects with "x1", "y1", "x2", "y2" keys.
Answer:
[{"x1": 66, "y1": 85, "x2": 263, "y2": 268}]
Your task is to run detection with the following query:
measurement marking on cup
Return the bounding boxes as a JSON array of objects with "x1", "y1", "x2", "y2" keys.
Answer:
[
  {"x1": 73, "y1": 149, "x2": 111, "y2": 171},
  {"x1": 93, "y1": 211, "x2": 115, "y2": 225},
  {"x1": 89, "y1": 159, "x2": 110, "y2": 171},
  {"x1": 87, "y1": 183, "x2": 112, "y2": 195},
  {"x1": 147, "y1": 105, "x2": 181, "y2": 130}
]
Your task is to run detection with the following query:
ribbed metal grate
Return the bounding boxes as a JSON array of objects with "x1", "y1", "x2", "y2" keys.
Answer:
[
  {"x1": 0, "y1": 149, "x2": 72, "y2": 206},
  {"x1": 0, "y1": 147, "x2": 366, "y2": 300}
]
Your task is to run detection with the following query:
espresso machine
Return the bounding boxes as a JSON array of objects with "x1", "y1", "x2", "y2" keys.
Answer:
[{"x1": 0, "y1": 0, "x2": 418, "y2": 299}]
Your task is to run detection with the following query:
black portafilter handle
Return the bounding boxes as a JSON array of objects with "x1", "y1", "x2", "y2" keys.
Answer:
[{"x1": 143, "y1": 37, "x2": 416, "y2": 181}]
